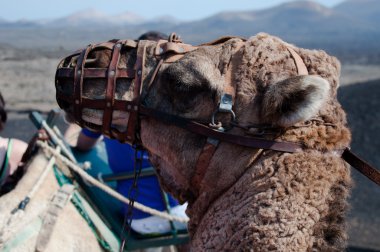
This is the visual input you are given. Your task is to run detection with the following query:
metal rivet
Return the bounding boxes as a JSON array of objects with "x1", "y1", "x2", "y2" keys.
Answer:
[
  {"x1": 116, "y1": 43, "x2": 121, "y2": 48},
  {"x1": 127, "y1": 105, "x2": 132, "y2": 110},
  {"x1": 221, "y1": 95, "x2": 232, "y2": 104},
  {"x1": 109, "y1": 70, "x2": 115, "y2": 76},
  {"x1": 77, "y1": 70, "x2": 81, "y2": 75},
  {"x1": 134, "y1": 105, "x2": 138, "y2": 111},
  {"x1": 107, "y1": 102, "x2": 111, "y2": 107},
  {"x1": 159, "y1": 48, "x2": 164, "y2": 54},
  {"x1": 75, "y1": 99, "x2": 80, "y2": 104},
  {"x1": 137, "y1": 70, "x2": 142, "y2": 76}
]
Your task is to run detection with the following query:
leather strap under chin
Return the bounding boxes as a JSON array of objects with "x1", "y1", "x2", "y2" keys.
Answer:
[{"x1": 191, "y1": 139, "x2": 219, "y2": 194}]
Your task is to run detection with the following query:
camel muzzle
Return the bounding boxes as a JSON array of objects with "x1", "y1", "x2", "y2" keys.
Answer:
[{"x1": 56, "y1": 39, "x2": 141, "y2": 143}]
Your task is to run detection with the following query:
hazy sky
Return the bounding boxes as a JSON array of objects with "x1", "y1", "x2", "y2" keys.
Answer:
[{"x1": 1, "y1": 0, "x2": 345, "y2": 22}]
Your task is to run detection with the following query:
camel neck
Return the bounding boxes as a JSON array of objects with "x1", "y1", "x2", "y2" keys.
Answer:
[{"x1": 186, "y1": 146, "x2": 265, "y2": 235}]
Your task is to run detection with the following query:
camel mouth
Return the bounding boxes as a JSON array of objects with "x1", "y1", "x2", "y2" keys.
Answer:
[
  {"x1": 81, "y1": 113, "x2": 102, "y2": 125},
  {"x1": 79, "y1": 109, "x2": 129, "y2": 133}
]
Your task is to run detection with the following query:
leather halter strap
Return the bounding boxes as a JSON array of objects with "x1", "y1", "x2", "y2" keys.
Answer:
[
  {"x1": 223, "y1": 41, "x2": 246, "y2": 102},
  {"x1": 73, "y1": 45, "x2": 92, "y2": 125},
  {"x1": 191, "y1": 139, "x2": 219, "y2": 192},
  {"x1": 155, "y1": 40, "x2": 198, "y2": 63},
  {"x1": 139, "y1": 106, "x2": 302, "y2": 152},
  {"x1": 287, "y1": 46, "x2": 309, "y2": 75},
  {"x1": 115, "y1": 39, "x2": 196, "y2": 141},
  {"x1": 103, "y1": 41, "x2": 122, "y2": 135},
  {"x1": 119, "y1": 40, "x2": 148, "y2": 142},
  {"x1": 190, "y1": 40, "x2": 245, "y2": 192},
  {"x1": 342, "y1": 148, "x2": 380, "y2": 186}
]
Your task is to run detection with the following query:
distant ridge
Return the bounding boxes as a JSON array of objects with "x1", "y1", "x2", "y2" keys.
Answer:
[
  {"x1": 334, "y1": 0, "x2": 380, "y2": 25},
  {"x1": 0, "y1": 0, "x2": 379, "y2": 63},
  {"x1": 47, "y1": 9, "x2": 146, "y2": 27}
]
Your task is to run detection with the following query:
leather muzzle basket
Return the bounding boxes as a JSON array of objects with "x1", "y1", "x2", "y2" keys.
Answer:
[{"x1": 56, "y1": 39, "x2": 144, "y2": 143}]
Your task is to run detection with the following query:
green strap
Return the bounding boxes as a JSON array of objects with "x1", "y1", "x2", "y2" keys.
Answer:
[
  {"x1": 53, "y1": 166, "x2": 117, "y2": 252},
  {"x1": 0, "y1": 139, "x2": 13, "y2": 184}
]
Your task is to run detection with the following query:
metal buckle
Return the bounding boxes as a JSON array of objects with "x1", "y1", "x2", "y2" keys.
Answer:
[{"x1": 210, "y1": 93, "x2": 236, "y2": 131}]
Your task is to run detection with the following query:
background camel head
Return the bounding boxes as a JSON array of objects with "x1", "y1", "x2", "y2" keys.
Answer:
[{"x1": 56, "y1": 33, "x2": 350, "y2": 203}]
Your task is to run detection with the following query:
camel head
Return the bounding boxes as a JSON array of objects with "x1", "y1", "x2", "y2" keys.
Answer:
[
  {"x1": 56, "y1": 33, "x2": 352, "y2": 250},
  {"x1": 56, "y1": 33, "x2": 346, "y2": 199}
]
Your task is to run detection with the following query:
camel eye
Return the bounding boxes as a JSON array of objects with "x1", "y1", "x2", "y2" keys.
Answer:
[
  {"x1": 159, "y1": 68, "x2": 212, "y2": 113},
  {"x1": 162, "y1": 64, "x2": 209, "y2": 97},
  {"x1": 165, "y1": 74, "x2": 194, "y2": 95}
]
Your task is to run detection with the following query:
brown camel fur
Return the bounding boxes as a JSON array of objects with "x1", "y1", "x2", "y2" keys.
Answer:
[{"x1": 57, "y1": 33, "x2": 352, "y2": 251}]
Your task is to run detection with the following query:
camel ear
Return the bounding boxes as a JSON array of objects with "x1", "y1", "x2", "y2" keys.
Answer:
[{"x1": 261, "y1": 75, "x2": 330, "y2": 127}]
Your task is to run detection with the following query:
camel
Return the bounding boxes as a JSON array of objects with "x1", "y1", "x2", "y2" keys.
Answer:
[{"x1": 56, "y1": 33, "x2": 352, "y2": 251}]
